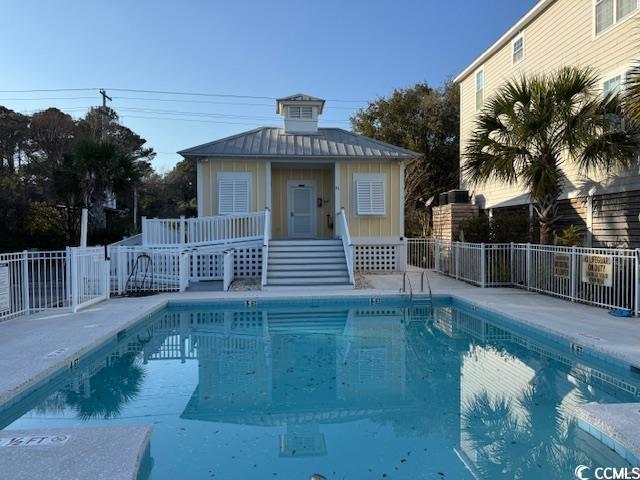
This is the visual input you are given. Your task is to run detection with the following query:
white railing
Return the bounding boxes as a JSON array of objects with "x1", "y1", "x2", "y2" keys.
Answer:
[
  {"x1": 261, "y1": 208, "x2": 270, "y2": 288},
  {"x1": 406, "y1": 238, "x2": 639, "y2": 314},
  {"x1": 142, "y1": 212, "x2": 266, "y2": 248},
  {"x1": 336, "y1": 208, "x2": 355, "y2": 285},
  {"x1": 69, "y1": 247, "x2": 110, "y2": 312}
]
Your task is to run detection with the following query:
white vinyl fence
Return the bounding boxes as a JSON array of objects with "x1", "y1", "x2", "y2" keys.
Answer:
[
  {"x1": 0, "y1": 247, "x2": 110, "y2": 320},
  {"x1": 407, "y1": 239, "x2": 639, "y2": 315}
]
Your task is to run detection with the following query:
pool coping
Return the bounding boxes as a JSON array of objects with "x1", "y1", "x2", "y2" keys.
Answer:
[{"x1": 0, "y1": 425, "x2": 153, "y2": 480}]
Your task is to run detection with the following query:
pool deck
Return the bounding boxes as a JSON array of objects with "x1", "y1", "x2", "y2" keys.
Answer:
[{"x1": 1, "y1": 270, "x2": 639, "y2": 472}]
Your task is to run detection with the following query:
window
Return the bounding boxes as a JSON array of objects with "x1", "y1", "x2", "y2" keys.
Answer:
[
  {"x1": 475, "y1": 67, "x2": 485, "y2": 111},
  {"x1": 603, "y1": 73, "x2": 625, "y2": 129},
  {"x1": 354, "y1": 173, "x2": 386, "y2": 216},
  {"x1": 217, "y1": 172, "x2": 251, "y2": 214},
  {"x1": 603, "y1": 74, "x2": 622, "y2": 97},
  {"x1": 595, "y1": 0, "x2": 638, "y2": 35},
  {"x1": 512, "y1": 34, "x2": 525, "y2": 64},
  {"x1": 287, "y1": 105, "x2": 313, "y2": 119}
]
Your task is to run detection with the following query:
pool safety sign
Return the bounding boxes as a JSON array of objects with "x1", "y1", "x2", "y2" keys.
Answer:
[
  {"x1": 0, "y1": 263, "x2": 9, "y2": 314},
  {"x1": 581, "y1": 255, "x2": 612, "y2": 287},
  {"x1": 553, "y1": 253, "x2": 571, "y2": 279}
]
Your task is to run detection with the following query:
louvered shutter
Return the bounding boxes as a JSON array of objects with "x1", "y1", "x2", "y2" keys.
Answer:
[
  {"x1": 355, "y1": 174, "x2": 386, "y2": 215},
  {"x1": 217, "y1": 173, "x2": 251, "y2": 214}
]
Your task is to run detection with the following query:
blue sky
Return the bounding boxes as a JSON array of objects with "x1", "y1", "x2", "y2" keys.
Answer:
[{"x1": 1, "y1": 0, "x2": 537, "y2": 172}]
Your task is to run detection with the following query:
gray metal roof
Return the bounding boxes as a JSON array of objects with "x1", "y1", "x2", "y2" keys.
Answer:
[{"x1": 178, "y1": 127, "x2": 420, "y2": 160}]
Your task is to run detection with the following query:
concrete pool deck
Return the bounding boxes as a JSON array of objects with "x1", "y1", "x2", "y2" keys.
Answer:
[{"x1": 0, "y1": 270, "x2": 639, "y2": 472}]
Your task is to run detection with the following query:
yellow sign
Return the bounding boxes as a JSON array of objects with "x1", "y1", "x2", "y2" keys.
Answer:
[{"x1": 581, "y1": 255, "x2": 612, "y2": 287}]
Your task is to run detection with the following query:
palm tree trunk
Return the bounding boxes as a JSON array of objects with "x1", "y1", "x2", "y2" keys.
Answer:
[{"x1": 532, "y1": 194, "x2": 560, "y2": 244}]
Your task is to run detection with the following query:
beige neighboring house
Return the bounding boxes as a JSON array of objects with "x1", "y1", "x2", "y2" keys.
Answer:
[
  {"x1": 455, "y1": 0, "x2": 640, "y2": 248},
  {"x1": 178, "y1": 94, "x2": 420, "y2": 286}
]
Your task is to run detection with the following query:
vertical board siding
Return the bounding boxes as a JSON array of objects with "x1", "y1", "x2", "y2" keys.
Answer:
[
  {"x1": 270, "y1": 166, "x2": 334, "y2": 238},
  {"x1": 459, "y1": 0, "x2": 640, "y2": 209},
  {"x1": 340, "y1": 160, "x2": 401, "y2": 239},
  {"x1": 199, "y1": 158, "x2": 265, "y2": 215}
]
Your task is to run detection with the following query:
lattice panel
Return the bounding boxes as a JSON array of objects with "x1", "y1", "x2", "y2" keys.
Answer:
[
  {"x1": 355, "y1": 245, "x2": 398, "y2": 272},
  {"x1": 234, "y1": 247, "x2": 262, "y2": 278},
  {"x1": 190, "y1": 253, "x2": 223, "y2": 280}
]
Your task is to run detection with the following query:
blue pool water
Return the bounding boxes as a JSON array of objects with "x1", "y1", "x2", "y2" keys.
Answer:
[{"x1": 2, "y1": 296, "x2": 639, "y2": 479}]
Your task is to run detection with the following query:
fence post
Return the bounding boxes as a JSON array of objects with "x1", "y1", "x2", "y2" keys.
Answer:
[
  {"x1": 141, "y1": 216, "x2": 147, "y2": 246},
  {"x1": 104, "y1": 258, "x2": 111, "y2": 300},
  {"x1": 179, "y1": 252, "x2": 189, "y2": 292},
  {"x1": 455, "y1": 243, "x2": 460, "y2": 280},
  {"x1": 179, "y1": 215, "x2": 186, "y2": 247},
  {"x1": 509, "y1": 242, "x2": 514, "y2": 285},
  {"x1": 636, "y1": 249, "x2": 640, "y2": 317},
  {"x1": 570, "y1": 245, "x2": 577, "y2": 302},
  {"x1": 480, "y1": 243, "x2": 486, "y2": 288},
  {"x1": 70, "y1": 248, "x2": 78, "y2": 312},
  {"x1": 22, "y1": 251, "x2": 30, "y2": 313},
  {"x1": 435, "y1": 240, "x2": 441, "y2": 272},
  {"x1": 526, "y1": 243, "x2": 532, "y2": 291}
]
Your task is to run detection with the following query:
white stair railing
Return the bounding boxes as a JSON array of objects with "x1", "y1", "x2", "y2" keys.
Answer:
[
  {"x1": 261, "y1": 208, "x2": 271, "y2": 288},
  {"x1": 337, "y1": 208, "x2": 355, "y2": 285},
  {"x1": 142, "y1": 211, "x2": 266, "y2": 248}
]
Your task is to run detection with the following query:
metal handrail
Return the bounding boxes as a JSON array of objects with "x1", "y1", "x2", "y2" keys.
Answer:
[
  {"x1": 337, "y1": 208, "x2": 355, "y2": 285},
  {"x1": 420, "y1": 269, "x2": 435, "y2": 317},
  {"x1": 400, "y1": 272, "x2": 413, "y2": 301}
]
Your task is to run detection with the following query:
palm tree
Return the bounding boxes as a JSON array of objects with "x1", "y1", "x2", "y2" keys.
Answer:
[
  {"x1": 463, "y1": 66, "x2": 638, "y2": 244},
  {"x1": 623, "y1": 61, "x2": 640, "y2": 125}
]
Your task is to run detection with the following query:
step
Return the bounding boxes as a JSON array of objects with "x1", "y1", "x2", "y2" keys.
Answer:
[
  {"x1": 269, "y1": 257, "x2": 345, "y2": 265},
  {"x1": 269, "y1": 245, "x2": 344, "y2": 253},
  {"x1": 269, "y1": 239, "x2": 342, "y2": 247},
  {"x1": 268, "y1": 264, "x2": 347, "y2": 271},
  {"x1": 269, "y1": 251, "x2": 346, "y2": 259},
  {"x1": 266, "y1": 276, "x2": 351, "y2": 285},
  {"x1": 268, "y1": 269, "x2": 348, "y2": 278}
]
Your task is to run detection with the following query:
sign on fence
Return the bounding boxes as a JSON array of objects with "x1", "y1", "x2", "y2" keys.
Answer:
[
  {"x1": 553, "y1": 253, "x2": 571, "y2": 279},
  {"x1": 581, "y1": 255, "x2": 613, "y2": 287},
  {"x1": 0, "y1": 263, "x2": 9, "y2": 313}
]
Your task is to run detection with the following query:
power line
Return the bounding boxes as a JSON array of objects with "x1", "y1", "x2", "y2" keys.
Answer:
[
  {"x1": 114, "y1": 106, "x2": 351, "y2": 123},
  {"x1": 0, "y1": 87, "x2": 367, "y2": 103},
  {"x1": 119, "y1": 114, "x2": 352, "y2": 128}
]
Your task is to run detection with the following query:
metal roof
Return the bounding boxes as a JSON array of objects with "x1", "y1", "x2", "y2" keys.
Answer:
[{"x1": 178, "y1": 127, "x2": 420, "y2": 160}]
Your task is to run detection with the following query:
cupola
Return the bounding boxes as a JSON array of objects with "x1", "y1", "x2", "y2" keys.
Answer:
[{"x1": 276, "y1": 93, "x2": 325, "y2": 134}]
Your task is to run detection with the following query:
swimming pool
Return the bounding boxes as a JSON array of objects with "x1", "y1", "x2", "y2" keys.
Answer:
[{"x1": 1, "y1": 296, "x2": 638, "y2": 479}]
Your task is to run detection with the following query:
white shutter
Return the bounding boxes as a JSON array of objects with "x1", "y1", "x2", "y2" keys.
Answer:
[
  {"x1": 217, "y1": 172, "x2": 251, "y2": 214},
  {"x1": 355, "y1": 173, "x2": 386, "y2": 215}
]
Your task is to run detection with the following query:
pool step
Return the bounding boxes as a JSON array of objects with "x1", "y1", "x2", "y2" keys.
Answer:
[{"x1": 265, "y1": 239, "x2": 354, "y2": 289}]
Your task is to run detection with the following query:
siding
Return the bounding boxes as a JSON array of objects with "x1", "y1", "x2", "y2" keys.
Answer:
[
  {"x1": 270, "y1": 166, "x2": 334, "y2": 238},
  {"x1": 198, "y1": 157, "x2": 404, "y2": 240},
  {"x1": 199, "y1": 158, "x2": 266, "y2": 216},
  {"x1": 459, "y1": 0, "x2": 640, "y2": 209},
  {"x1": 593, "y1": 190, "x2": 640, "y2": 248},
  {"x1": 339, "y1": 160, "x2": 402, "y2": 240}
]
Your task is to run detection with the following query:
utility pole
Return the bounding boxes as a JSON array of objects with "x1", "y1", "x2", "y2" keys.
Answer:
[{"x1": 99, "y1": 89, "x2": 112, "y2": 109}]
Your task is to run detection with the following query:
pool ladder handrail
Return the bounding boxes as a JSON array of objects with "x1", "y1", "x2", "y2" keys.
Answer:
[
  {"x1": 420, "y1": 270, "x2": 435, "y2": 317},
  {"x1": 400, "y1": 272, "x2": 413, "y2": 300}
]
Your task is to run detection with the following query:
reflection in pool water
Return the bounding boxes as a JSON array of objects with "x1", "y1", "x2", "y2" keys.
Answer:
[{"x1": 2, "y1": 299, "x2": 638, "y2": 479}]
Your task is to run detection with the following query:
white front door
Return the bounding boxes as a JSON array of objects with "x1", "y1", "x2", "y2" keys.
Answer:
[{"x1": 287, "y1": 181, "x2": 316, "y2": 238}]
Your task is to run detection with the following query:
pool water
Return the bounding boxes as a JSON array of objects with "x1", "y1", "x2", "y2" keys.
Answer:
[{"x1": 2, "y1": 297, "x2": 639, "y2": 479}]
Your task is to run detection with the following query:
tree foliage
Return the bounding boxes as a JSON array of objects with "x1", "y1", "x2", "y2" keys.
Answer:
[
  {"x1": 350, "y1": 81, "x2": 459, "y2": 236},
  {"x1": 463, "y1": 66, "x2": 638, "y2": 244},
  {"x1": 0, "y1": 106, "x2": 156, "y2": 250}
]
